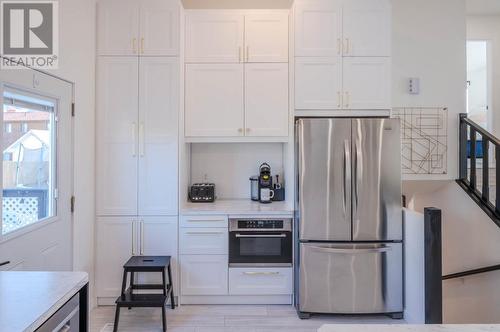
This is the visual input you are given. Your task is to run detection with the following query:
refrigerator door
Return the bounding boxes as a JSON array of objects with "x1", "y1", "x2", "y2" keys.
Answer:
[
  {"x1": 352, "y1": 118, "x2": 402, "y2": 241},
  {"x1": 299, "y1": 242, "x2": 403, "y2": 314},
  {"x1": 296, "y1": 118, "x2": 351, "y2": 241}
]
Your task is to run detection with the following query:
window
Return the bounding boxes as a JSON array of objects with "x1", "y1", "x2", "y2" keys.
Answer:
[
  {"x1": 2, "y1": 90, "x2": 57, "y2": 235},
  {"x1": 466, "y1": 40, "x2": 490, "y2": 130},
  {"x1": 4, "y1": 123, "x2": 12, "y2": 133}
]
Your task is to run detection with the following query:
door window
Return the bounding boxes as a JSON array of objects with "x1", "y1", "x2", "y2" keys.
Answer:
[{"x1": 2, "y1": 90, "x2": 57, "y2": 235}]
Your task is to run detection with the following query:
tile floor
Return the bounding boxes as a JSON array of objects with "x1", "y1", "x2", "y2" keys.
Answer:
[{"x1": 91, "y1": 305, "x2": 403, "y2": 332}]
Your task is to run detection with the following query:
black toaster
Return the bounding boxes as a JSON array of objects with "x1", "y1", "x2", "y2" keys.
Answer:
[{"x1": 189, "y1": 183, "x2": 216, "y2": 202}]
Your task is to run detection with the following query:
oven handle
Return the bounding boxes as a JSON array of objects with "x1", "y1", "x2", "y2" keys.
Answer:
[{"x1": 235, "y1": 234, "x2": 287, "y2": 238}]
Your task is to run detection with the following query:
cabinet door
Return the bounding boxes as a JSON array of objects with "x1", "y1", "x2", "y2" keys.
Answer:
[
  {"x1": 138, "y1": 57, "x2": 178, "y2": 215},
  {"x1": 180, "y1": 255, "x2": 228, "y2": 295},
  {"x1": 185, "y1": 64, "x2": 244, "y2": 137},
  {"x1": 96, "y1": 57, "x2": 139, "y2": 215},
  {"x1": 139, "y1": 0, "x2": 180, "y2": 56},
  {"x1": 229, "y1": 268, "x2": 293, "y2": 295},
  {"x1": 245, "y1": 63, "x2": 288, "y2": 136},
  {"x1": 180, "y1": 228, "x2": 228, "y2": 255},
  {"x1": 137, "y1": 217, "x2": 179, "y2": 299},
  {"x1": 97, "y1": 0, "x2": 139, "y2": 56},
  {"x1": 96, "y1": 217, "x2": 135, "y2": 298},
  {"x1": 185, "y1": 12, "x2": 244, "y2": 63},
  {"x1": 342, "y1": 0, "x2": 391, "y2": 56},
  {"x1": 343, "y1": 57, "x2": 391, "y2": 109},
  {"x1": 294, "y1": 0, "x2": 343, "y2": 56},
  {"x1": 295, "y1": 57, "x2": 342, "y2": 110},
  {"x1": 245, "y1": 13, "x2": 288, "y2": 63}
]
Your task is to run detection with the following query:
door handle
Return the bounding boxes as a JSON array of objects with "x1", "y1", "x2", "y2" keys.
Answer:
[
  {"x1": 309, "y1": 245, "x2": 391, "y2": 254},
  {"x1": 343, "y1": 140, "x2": 350, "y2": 217},
  {"x1": 235, "y1": 234, "x2": 287, "y2": 238},
  {"x1": 139, "y1": 122, "x2": 145, "y2": 157},
  {"x1": 243, "y1": 271, "x2": 280, "y2": 276},
  {"x1": 131, "y1": 122, "x2": 137, "y2": 157}
]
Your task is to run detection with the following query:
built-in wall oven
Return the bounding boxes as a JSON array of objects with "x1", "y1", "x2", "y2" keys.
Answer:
[{"x1": 229, "y1": 218, "x2": 292, "y2": 267}]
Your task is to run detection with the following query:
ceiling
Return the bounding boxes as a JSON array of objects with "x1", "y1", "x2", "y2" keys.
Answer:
[
  {"x1": 181, "y1": 0, "x2": 293, "y2": 9},
  {"x1": 466, "y1": 0, "x2": 500, "y2": 15}
]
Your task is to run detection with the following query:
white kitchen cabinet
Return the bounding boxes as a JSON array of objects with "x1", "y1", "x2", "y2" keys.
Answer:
[
  {"x1": 229, "y1": 268, "x2": 293, "y2": 295},
  {"x1": 96, "y1": 218, "x2": 135, "y2": 298},
  {"x1": 342, "y1": 0, "x2": 391, "y2": 57},
  {"x1": 245, "y1": 63, "x2": 288, "y2": 136},
  {"x1": 185, "y1": 64, "x2": 244, "y2": 137},
  {"x1": 180, "y1": 255, "x2": 228, "y2": 295},
  {"x1": 96, "y1": 217, "x2": 178, "y2": 299},
  {"x1": 185, "y1": 12, "x2": 244, "y2": 63},
  {"x1": 294, "y1": 0, "x2": 390, "y2": 57},
  {"x1": 342, "y1": 57, "x2": 391, "y2": 109},
  {"x1": 96, "y1": 57, "x2": 139, "y2": 215},
  {"x1": 97, "y1": 0, "x2": 179, "y2": 56},
  {"x1": 138, "y1": 57, "x2": 179, "y2": 215},
  {"x1": 139, "y1": 0, "x2": 180, "y2": 56},
  {"x1": 294, "y1": 0, "x2": 342, "y2": 56},
  {"x1": 245, "y1": 13, "x2": 289, "y2": 63},
  {"x1": 180, "y1": 215, "x2": 228, "y2": 228},
  {"x1": 179, "y1": 228, "x2": 228, "y2": 255},
  {"x1": 295, "y1": 57, "x2": 342, "y2": 110},
  {"x1": 97, "y1": 0, "x2": 139, "y2": 56}
]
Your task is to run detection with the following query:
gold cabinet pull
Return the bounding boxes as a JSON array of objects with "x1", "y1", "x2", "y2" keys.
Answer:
[
  {"x1": 140, "y1": 38, "x2": 144, "y2": 54},
  {"x1": 132, "y1": 38, "x2": 137, "y2": 54},
  {"x1": 239, "y1": 46, "x2": 242, "y2": 62},
  {"x1": 238, "y1": 128, "x2": 243, "y2": 133},
  {"x1": 337, "y1": 91, "x2": 341, "y2": 108},
  {"x1": 345, "y1": 38, "x2": 350, "y2": 54},
  {"x1": 345, "y1": 91, "x2": 350, "y2": 108},
  {"x1": 246, "y1": 46, "x2": 249, "y2": 62},
  {"x1": 337, "y1": 38, "x2": 341, "y2": 55}
]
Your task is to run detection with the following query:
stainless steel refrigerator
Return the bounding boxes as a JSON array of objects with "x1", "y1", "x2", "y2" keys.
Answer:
[{"x1": 294, "y1": 118, "x2": 403, "y2": 318}]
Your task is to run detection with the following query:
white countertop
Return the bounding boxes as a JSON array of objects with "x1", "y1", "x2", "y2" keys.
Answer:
[
  {"x1": 319, "y1": 325, "x2": 500, "y2": 332},
  {"x1": 0, "y1": 271, "x2": 88, "y2": 332},
  {"x1": 181, "y1": 199, "x2": 293, "y2": 216}
]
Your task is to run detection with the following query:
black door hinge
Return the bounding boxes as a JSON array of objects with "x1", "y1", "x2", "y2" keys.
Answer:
[
  {"x1": 71, "y1": 196, "x2": 75, "y2": 213},
  {"x1": 71, "y1": 103, "x2": 75, "y2": 117}
]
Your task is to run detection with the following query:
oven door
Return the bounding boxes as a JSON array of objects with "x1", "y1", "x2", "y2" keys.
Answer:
[{"x1": 229, "y1": 231, "x2": 292, "y2": 266}]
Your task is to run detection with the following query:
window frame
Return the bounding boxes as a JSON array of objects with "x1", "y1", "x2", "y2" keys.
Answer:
[{"x1": 0, "y1": 85, "x2": 59, "y2": 239}]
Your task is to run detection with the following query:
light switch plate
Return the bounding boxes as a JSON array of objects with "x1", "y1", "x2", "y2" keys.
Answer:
[{"x1": 409, "y1": 77, "x2": 420, "y2": 95}]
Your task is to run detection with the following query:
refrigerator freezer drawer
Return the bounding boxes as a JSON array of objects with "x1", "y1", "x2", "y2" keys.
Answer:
[{"x1": 299, "y1": 242, "x2": 403, "y2": 314}]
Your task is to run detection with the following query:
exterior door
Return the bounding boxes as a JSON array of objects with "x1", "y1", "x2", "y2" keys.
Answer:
[
  {"x1": 342, "y1": 57, "x2": 390, "y2": 109},
  {"x1": 245, "y1": 13, "x2": 289, "y2": 62},
  {"x1": 185, "y1": 12, "x2": 244, "y2": 63},
  {"x1": 97, "y1": 0, "x2": 139, "y2": 56},
  {"x1": 0, "y1": 68, "x2": 73, "y2": 271},
  {"x1": 95, "y1": 217, "x2": 134, "y2": 298},
  {"x1": 96, "y1": 57, "x2": 139, "y2": 216},
  {"x1": 342, "y1": 0, "x2": 391, "y2": 56},
  {"x1": 295, "y1": 57, "x2": 342, "y2": 109},
  {"x1": 294, "y1": 0, "x2": 343, "y2": 56},
  {"x1": 139, "y1": 0, "x2": 179, "y2": 56},
  {"x1": 185, "y1": 64, "x2": 244, "y2": 137},
  {"x1": 299, "y1": 242, "x2": 403, "y2": 313},
  {"x1": 138, "y1": 57, "x2": 178, "y2": 215},
  {"x1": 352, "y1": 119, "x2": 402, "y2": 241},
  {"x1": 297, "y1": 118, "x2": 351, "y2": 241},
  {"x1": 244, "y1": 63, "x2": 288, "y2": 137}
]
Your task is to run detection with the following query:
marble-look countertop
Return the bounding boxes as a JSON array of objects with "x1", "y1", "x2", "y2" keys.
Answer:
[
  {"x1": 0, "y1": 271, "x2": 88, "y2": 332},
  {"x1": 319, "y1": 325, "x2": 500, "y2": 332},
  {"x1": 181, "y1": 199, "x2": 294, "y2": 216}
]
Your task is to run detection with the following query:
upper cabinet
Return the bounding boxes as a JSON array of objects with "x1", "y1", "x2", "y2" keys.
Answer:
[
  {"x1": 294, "y1": 0, "x2": 390, "y2": 57},
  {"x1": 185, "y1": 12, "x2": 244, "y2": 63},
  {"x1": 185, "y1": 11, "x2": 289, "y2": 63},
  {"x1": 97, "y1": 0, "x2": 180, "y2": 56}
]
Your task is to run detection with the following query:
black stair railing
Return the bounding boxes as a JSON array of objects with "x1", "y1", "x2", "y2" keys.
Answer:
[{"x1": 457, "y1": 113, "x2": 500, "y2": 228}]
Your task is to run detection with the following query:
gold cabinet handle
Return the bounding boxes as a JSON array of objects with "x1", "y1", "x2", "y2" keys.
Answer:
[
  {"x1": 132, "y1": 38, "x2": 137, "y2": 54},
  {"x1": 345, "y1": 38, "x2": 350, "y2": 55},
  {"x1": 337, "y1": 38, "x2": 341, "y2": 55},
  {"x1": 140, "y1": 38, "x2": 144, "y2": 54},
  {"x1": 246, "y1": 46, "x2": 249, "y2": 62},
  {"x1": 345, "y1": 91, "x2": 350, "y2": 108},
  {"x1": 337, "y1": 91, "x2": 341, "y2": 108},
  {"x1": 239, "y1": 46, "x2": 242, "y2": 62},
  {"x1": 238, "y1": 128, "x2": 243, "y2": 134}
]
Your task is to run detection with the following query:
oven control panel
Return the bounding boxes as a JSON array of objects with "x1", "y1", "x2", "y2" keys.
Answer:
[{"x1": 238, "y1": 219, "x2": 284, "y2": 229}]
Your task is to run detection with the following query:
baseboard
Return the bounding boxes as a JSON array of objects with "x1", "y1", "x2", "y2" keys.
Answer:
[
  {"x1": 97, "y1": 296, "x2": 178, "y2": 306},
  {"x1": 179, "y1": 294, "x2": 292, "y2": 305}
]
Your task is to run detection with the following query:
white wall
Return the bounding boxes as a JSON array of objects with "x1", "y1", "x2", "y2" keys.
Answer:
[
  {"x1": 52, "y1": 0, "x2": 96, "y2": 305},
  {"x1": 392, "y1": 0, "x2": 467, "y2": 181},
  {"x1": 467, "y1": 15, "x2": 500, "y2": 136},
  {"x1": 190, "y1": 143, "x2": 284, "y2": 199},
  {"x1": 408, "y1": 181, "x2": 500, "y2": 323}
]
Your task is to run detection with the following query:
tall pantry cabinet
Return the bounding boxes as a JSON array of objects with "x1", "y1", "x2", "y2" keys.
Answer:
[{"x1": 95, "y1": 0, "x2": 180, "y2": 304}]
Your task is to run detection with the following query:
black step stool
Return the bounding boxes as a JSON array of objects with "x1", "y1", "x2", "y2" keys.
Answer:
[{"x1": 113, "y1": 256, "x2": 175, "y2": 332}]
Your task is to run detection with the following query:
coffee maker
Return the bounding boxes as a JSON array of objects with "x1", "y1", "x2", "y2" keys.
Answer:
[{"x1": 258, "y1": 163, "x2": 273, "y2": 203}]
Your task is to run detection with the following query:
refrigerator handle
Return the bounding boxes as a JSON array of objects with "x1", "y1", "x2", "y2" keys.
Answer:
[
  {"x1": 354, "y1": 139, "x2": 362, "y2": 213},
  {"x1": 343, "y1": 140, "x2": 351, "y2": 217},
  {"x1": 309, "y1": 245, "x2": 391, "y2": 254}
]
